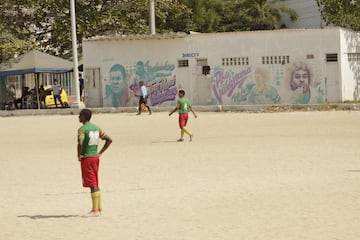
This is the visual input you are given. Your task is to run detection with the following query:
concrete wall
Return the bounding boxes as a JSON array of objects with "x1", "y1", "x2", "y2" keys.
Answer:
[
  {"x1": 339, "y1": 29, "x2": 360, "y2": 101},
  {"x1": 82, "y1": 28, "x2": 359, "y2": 107},
  {"x1": 83, "y1": 37, "x2": 186, "y2": 108}
]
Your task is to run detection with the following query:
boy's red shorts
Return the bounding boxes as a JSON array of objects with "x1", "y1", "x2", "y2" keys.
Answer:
[
  {"x1": 81, "y1": 156, "x2": 99, "y2": 187},
  {"x1": 179, "y1": 113, "x2": 189, "y2": 128}
]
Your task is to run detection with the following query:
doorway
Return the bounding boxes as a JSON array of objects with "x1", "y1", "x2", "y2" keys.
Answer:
[
  {"x1": 325, "y1": 54, "x2": 340, "y2": 103},
  {"x1": 84, "y1": 68, "x2": 103, "y2": 107}
]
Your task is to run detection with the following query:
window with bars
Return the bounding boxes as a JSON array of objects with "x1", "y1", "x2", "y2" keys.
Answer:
[
  {"x1": 326, "y1": 53, "x2": 338, "y2": 62},
  {"x1": 348, "y1": 53, "x2": 360, "y2": 62},
  {"x1": 262, "y1": 55, "x2": 290, "y2": 65},
  {"x1": 178, "y1": 59, "x2": 189, "y2": 67},
  {"x1": 222, "y1": 57, "x2": 249, "y2": 66}
]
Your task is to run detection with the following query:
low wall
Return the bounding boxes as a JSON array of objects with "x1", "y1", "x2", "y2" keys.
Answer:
[{"x1": 1, "y1": 104, "x2": 360, "y2": 117}]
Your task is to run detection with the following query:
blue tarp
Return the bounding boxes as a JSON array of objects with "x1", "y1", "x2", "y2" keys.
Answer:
[
  {"x1": 0, "y1": 68, "x2": 73, "y2": 77},
  {"x1": 0, "y1": 50, "x2": 73, "y2": 77}
]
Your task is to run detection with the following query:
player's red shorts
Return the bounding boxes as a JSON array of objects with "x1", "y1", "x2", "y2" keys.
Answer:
[
  {"x1": 179, "y1": 113, "x2": 189, "y2": 128},
  {"x1": 81, "y1": 156, "x2": 100, "y2": 188}
]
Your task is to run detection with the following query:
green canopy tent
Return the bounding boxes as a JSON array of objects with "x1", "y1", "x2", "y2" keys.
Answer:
[{"x1": 0, "y1": 50, "x2": 73, "y2": 109}]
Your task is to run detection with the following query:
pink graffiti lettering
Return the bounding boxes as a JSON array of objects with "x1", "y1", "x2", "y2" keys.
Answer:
[
  {"x1": 129, "y1": 83, "x2": 140, "y2": 97},
  {"x1": 149, "y1": 76, "x2": 177, "y2": 106},
  {"x1": 213, "y1": 67, "x2": 251, "y2": 104}
]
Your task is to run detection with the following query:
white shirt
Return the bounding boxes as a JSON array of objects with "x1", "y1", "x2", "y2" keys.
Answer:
[
  {"x1": 140, "y1": 85, "x2": 147, "y2": 97},
  {"x1": 52, "y1": 84, "x2": 61, "y2": 95}
]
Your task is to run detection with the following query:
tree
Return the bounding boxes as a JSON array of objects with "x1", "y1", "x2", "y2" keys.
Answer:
[
  {"x1": 155, "y1": 0, "x2": 192, "y2": 33},
  {"x1": 0, "y1": 0, "x2": 38, "y2": 62},
  {"x1": 0, "y1": 0, "x2": 299, "y2": 62},
  {"x1": 0, "y1": 0, "x2": 192, "y2": 60},
  {"x1": 179, "y1": 0, "x2": 298, "y2": 32},
  {"x1": 0, "y1": 25, "x2": 34, "y2": 62},
  {"x1": 179, "y1": 0, "x2": 224, "y2": 32},
  {"x1": 31, "y1": 0, "x2": 192, "y2": 58},
  {"x1": 222, "y1": 0, "x2": 297, "y2": 31},
  {"x1": 316, "y1": 0, "x2": 360, "y2": 31},
  {"x1": 221, "y1": 0, "x2": 253, "y2": 31}
]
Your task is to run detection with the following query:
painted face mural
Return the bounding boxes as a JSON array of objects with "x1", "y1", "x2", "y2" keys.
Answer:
[
  {"x1": 246, "y1": 68, "x2": 280, "y2": 104},
  {"x1": 290, "y1": 68, "x2": 310, "y2": 91},
  {"x1": 105, "y1": 61, "x2": 177, "y2": 107},
  {"x1": 105, "y1": 64, "x2": 129, "y2": 107},
  {"x1": 130, "y1": 61, "x2": 177, "y2": 106},
  {"x1": 110, "y1": 67, "x2": 126, "y2": 94},
  {"x1": 210, "y1": 62, "x2": 324, "y2": 105},
  {"x1": 254, "y1": 69, "x2": 268, "y2": 85},
  {"x1": 134, "y1": 61, "x2": 146, "y2": 83},
  {"x1": 289, "y1": 64, "x2": 311, "y2": 104}
]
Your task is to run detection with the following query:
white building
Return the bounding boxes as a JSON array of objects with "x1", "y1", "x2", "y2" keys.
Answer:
[{"x1": 82, "y1": 27, "x2": 360, "y2": 108}]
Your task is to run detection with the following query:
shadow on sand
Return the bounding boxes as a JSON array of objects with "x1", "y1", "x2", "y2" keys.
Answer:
[
  {"x1": 151, "y1": 140, "x2": 179, "y2": 144},
  {"x1": 18, "y1": 214, "x2": 82, "y2": 220}
]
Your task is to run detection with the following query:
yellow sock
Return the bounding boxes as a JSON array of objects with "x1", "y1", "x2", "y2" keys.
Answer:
[
  {"x1": 91, "y1": 191, "x2": 100, "y2": 211},
  {"x1": 98, "y1": 192, "x2": 102, "y2": 211},
  {"x1": 182, "y1": 127, "x2": 192, "y2": 136},
  {"x1": 181, "y1": 129, "x2": 185, "y2": 139}
]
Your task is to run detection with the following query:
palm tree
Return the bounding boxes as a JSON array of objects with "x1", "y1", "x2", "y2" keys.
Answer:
[
  {"x1": 244, "y1": 0, "x2": 298, "y2": 30},
  {"x1": 179, "y1": 0, "x2": 224, "y2": 32}
]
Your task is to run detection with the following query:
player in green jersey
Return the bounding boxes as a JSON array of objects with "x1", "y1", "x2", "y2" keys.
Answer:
[
  {"x1": 77, "y1": 109, "x2": 112, "y2": 216},
  {"x1": 169, "y1": 90, "x2": 197, "y2": 142}
]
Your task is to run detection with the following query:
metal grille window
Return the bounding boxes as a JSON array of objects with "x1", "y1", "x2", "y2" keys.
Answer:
[
  {"x1": 196, "y1": 58, "x2": 208, "y2": 66},
  {"x1": 326, "y1": 53, "x2": 338, "y2": 62},
  {"x1": 348, "y1": 53, "x2": 360, "y2": 62},
  {"x1": 178, "y1": 59, "x2": 189, "y2": 67},
  {"x1": 262, "y1": 55, "x2": 289, "y2": 65},
  {"x1": 221, "y1": 57, "x2": 249, "y2": 66}
]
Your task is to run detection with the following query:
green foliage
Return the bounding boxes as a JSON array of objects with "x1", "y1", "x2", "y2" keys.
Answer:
[
  {"x1": 0, "y1": 0, "x2": 37, "y2": 62},
  {"x1": 30, "y1": 0, "x2": 192, "y2": 58},
  {"x1": 0, "y1": 0, "x2": 300, "y2": 62},
  {"x1": 0, "y1": 28, "x2": 34, "y2": 61},
  {"x1": 154, "y1": 0, "x2": 193, "y2": 33},
  {"x1": 221, "y1": 0, "x2": 298, "y2": 31},
  {"x1": 316, "y1": 0, "x2": 360, "y2": 31},
  {"x1": 179, "y1": 0, "x2": 224, "y2": 32}
]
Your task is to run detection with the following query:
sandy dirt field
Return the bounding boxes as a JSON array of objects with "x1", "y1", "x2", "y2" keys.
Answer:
[{"x1": 1, "y1": 111, "x2": 360, "y2": 240}]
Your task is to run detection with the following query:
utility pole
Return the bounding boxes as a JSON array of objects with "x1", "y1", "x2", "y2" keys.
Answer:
[
  {"x1": 70, "y1": 0, "x2": 84, "y2": 108},
  {"x1": 149, "y1": 0, "x2": 156, "y2": 35}
]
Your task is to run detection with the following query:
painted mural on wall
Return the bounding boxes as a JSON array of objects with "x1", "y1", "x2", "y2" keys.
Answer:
[
  {"x1": 105, "y1": 64, "x2": 130, "y2": 107},
  {"x1": 211, "y1": 66, "x2": 252, "y2": 104},
  {"x1": 244, "y1": 68, "x2": 280, "y2": 104},
  {"x1": 285, "y1": 62, "x2": 324, "y2": 104},
  {"x1": 104, "y1": 61, "x2": 176, "y2": 107},
  {"x1": 211, "y1": 61, "x2": 324, "y2": 105},
  {"x1": 146, "y1": 75, "x2": 177, "y2": 106}
]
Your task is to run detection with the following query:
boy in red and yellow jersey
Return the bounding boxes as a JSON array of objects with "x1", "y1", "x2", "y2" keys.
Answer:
[
  {"x1": 77, "y1": 109, "x2": 112, "y2": 216},
  {"x1": 169, "y1": 90, "x2": 197, "y2": 142}
]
